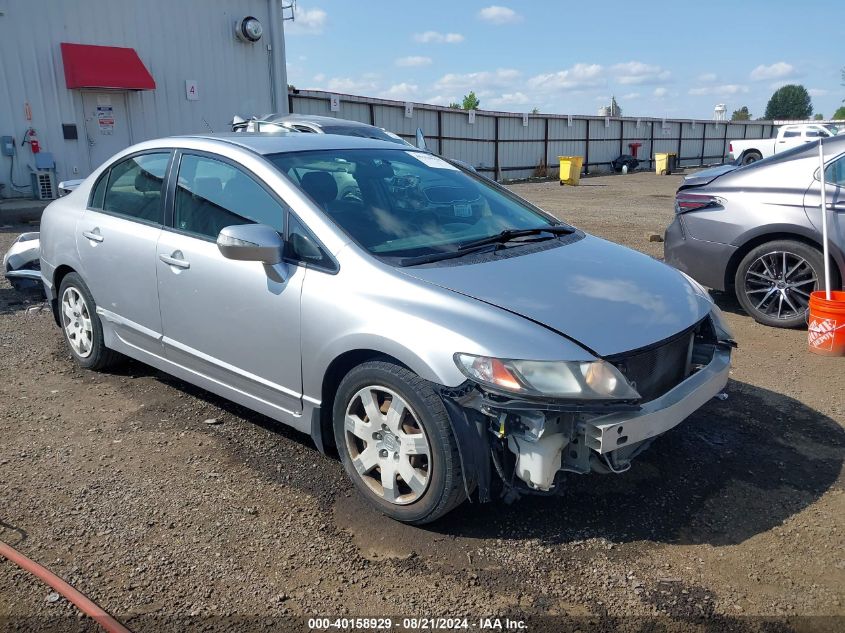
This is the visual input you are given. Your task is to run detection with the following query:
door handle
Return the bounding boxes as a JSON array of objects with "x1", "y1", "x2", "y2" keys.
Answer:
[
  {"x1": 159, "y1": 252, "x2": 190, "y2": 269},
  {"x1": 826, "y1": 202, "x2": 845, "y2": 211},
  {"x1": 82, "y1": 229, "x2": 104, "y2": 243}
]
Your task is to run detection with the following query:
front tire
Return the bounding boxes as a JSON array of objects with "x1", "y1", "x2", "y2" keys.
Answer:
[
  {"x1": 333, "y1": 360, "x2": 465, "y2": 524},
  {"x1": 734, "y1": 240, "x2": 824, "y2": 328},
  {"x1": 58, "y1": 273, "x2": 120, "y2": 370}
]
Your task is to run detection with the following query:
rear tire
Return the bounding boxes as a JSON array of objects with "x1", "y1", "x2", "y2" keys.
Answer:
[
  {"x1": 333, "y1": 360, "x2": 465, "y2": 524},
  {"x1": 741, "y1": 151, "x2": 762, "y2": 165},
  {"x1": 58, "y1": 273, "x2": 121, "y2": 370},
  {"x1": 734, "y1": 240, "x2": 825, "y2": 328}
]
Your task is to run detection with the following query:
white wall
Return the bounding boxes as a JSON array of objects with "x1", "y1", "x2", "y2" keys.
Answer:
[{"x1": 0, "y1": 0, "x2": 283, "y2": 191}]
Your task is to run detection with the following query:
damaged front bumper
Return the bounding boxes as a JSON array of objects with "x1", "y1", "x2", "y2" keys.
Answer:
[
  {"x1": 440, "y1": 321, "x2": 733, "y2": 501},
  {"x1": 3, "y1": 232, "x2": 42, "y2": 291},
  {"x1": 583, "y1": 346, "x2": 730, "y2": 454}
]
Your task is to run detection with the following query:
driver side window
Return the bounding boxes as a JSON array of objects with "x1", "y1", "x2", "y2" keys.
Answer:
[{"x1": 174, "y1": 154, "x2": 285, "y2": 239}]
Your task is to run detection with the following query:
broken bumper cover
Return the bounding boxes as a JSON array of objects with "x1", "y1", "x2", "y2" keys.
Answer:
[
  {"x1": 439, "y1": 337, "x2": 732, "y2": 499},
  {"x1": 584, "y1": 345, "x2": 731, "y2": 454}
]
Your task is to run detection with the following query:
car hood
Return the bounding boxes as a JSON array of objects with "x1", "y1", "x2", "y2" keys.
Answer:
[{"x1": 399, "y1": 235, "x2": 712, "y2": 357}]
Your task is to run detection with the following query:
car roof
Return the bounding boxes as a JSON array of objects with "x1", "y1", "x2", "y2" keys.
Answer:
[
  {"x1": 170, "y1": 132, "x2": 418, "y2": 155},
  {"x1": 260, "y1": 114, "x2": 378, "y2": 129}
]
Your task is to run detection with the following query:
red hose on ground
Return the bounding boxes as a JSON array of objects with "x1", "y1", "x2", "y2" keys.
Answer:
[{"x1": 0, "y1": 539, "x2": 132, "y2": 633}]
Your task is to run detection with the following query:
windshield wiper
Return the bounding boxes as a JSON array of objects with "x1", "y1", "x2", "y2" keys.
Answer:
[
  {"x1": 397, "y1": 242, "x2": 501, "y2": 267},
  {"x1": 457, "y1": 225, "x2": 574, "y2": 251},
  {"x1": 395, "y1": 224, "x2": 576, "y2": 267}
]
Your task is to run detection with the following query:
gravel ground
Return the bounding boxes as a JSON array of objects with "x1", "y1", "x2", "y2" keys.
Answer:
[{"x1": 1, "y1": 171, "x2": 843, "y2": 632}]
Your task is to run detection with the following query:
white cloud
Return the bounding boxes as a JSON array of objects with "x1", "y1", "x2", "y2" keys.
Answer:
[
  {"x1": 750, "y1": 62, "x2": 796, "y2": 81},
  {"x1": 478, "y1": 5, "x2": 522, "y2": 24},
  {"x1": 487, "y1": 92, "x2": 531, "y2": 107},
  {"x1": 622, "y1": 92, "x2": 641, "y2": 100},
  {"x1": 528, "y1": 63, "x2": 604, "y2": 91},
  {"x1": 697, "y1": 72, "x2": 718, "y2": 83},
  {"x1": 325, "y1": 76, "x2": 379, "y2": 94},
  {"x1": 380, "y1": 83, "x2": 419, "y2": 100},
  {"x1": 611, "y1": 61, "x2": 671, "y2": 85},
  {"x1": 312, "y1": 73, "x2": 325, "y2": 83},
  {"x1": 653, "y1": 87, "x2": 668, "y2": 98},
  {"x1": 434, "y1": 68, "x2": 521, "y2": 91},
  {"x1": 425, "y1": 94, "x2": 461, "y2": 106},
  {"x1": 287, "y1": 6, "x2": 327, "y2": 35},
  {"x1": 413, "y1": 31, "x2": 464, "y2": 43},
  {"x1": 808, "y1": 88, "x2": 829, "y2": 97},
  {"x1": 688, "y1": 84, "x2": 749, "y2": 96},
  {"x1": 395, "y1": 56, "x2": 432, "y2": 67}
]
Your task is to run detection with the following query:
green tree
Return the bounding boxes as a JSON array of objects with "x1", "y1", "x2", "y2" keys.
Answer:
[
  {"x1": 448, "y1": 102, "x2": 461, "y2": 109},
  {"x1": 764, "y1": 84, "x2": 813, "y2": 120},
  {"x1": 833, "y1": 106, "x2": 845, "y2": 120},
  {"x1": 731, "y1": 106, "x2": 751, "y2": 121},
  {"x1": 462, "y1": 91, "x2": 480, "y2": 110},
  {"x1": 813, "y1": 113, "x2": 824, "y2": 120},
  {"x1": 531, "y1": 107, "x2": 540, "y2": 114}
]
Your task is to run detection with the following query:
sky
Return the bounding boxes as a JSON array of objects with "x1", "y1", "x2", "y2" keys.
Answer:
[{"x1": 283, "y1": 0, "x2": 843, "y2": 120}]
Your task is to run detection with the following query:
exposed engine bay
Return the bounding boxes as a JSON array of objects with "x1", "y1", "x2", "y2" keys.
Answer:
[{"x1": 441, "y1": 315, "x2": 734, "y2": 500}]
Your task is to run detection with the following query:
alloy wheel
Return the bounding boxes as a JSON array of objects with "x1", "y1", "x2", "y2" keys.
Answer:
[
  {"x1": 744, "y1": 250, "x2": 817, "y2": 321},
  {"x1": 61, "y1": 287, "x2": 94, "y2": 358},
  {"x1": 344, "y1": 385, "x2": 431, "y2": 505}
]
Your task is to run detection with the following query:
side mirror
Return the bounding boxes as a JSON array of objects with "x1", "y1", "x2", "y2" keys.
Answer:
[
  {"x1": 289, "y1": 231, "x2": 323, "y2": 262},
  {"x1": 217, "y1": 224, "x2": 283, "y2": 264},
  {"x1": 415, "y1": 127, "x2": 427, "y2": 151}
]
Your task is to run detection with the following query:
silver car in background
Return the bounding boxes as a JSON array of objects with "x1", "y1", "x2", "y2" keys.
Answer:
[
  {"x1": 40, "y1": 133, "x2": 733, "y2": 524},
  {"x1": 665, "y1": 135, "x2": 845, "y2": 328},
  {"x1": 232, "y1": 113, "x2": 411, "y2": 145}
]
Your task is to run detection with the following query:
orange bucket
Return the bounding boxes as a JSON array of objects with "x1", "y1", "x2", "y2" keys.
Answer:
[{"x1": 808, "y1": 290, "x2": 845, "y2": 356}]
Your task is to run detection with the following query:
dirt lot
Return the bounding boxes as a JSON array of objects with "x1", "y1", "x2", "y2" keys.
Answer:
[{"x1": 1, "y1": 171, "x2": 843, "y2": 632}]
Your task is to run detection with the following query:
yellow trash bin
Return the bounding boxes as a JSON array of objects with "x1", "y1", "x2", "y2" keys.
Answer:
[
  {"x1": 655, "y1": 152, "x2": 677, "y2": 175},
  {"x1": 558, "y1": 156, "x2": 583, "y2": 186}
]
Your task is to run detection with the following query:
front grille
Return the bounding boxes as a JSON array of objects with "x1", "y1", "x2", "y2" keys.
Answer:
[{"x1": 608, "y1": 329, "x2": 694, "y2": 402}]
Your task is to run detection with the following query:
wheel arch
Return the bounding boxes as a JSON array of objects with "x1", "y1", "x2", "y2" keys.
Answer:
[
  {"x1": 315, "y1": 349, "x2": 414, "y2": 454},
  {"x1": 725, "y1": 229, "x2": 843, "y2": 290},
  {"x1": 50, "y1": 264, "x2": 78, "y2": 326},
  {"x1": 739, "y1": 148, "x2": 762, "y2": 162}
]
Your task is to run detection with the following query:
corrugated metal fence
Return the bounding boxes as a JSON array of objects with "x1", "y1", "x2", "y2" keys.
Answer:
[{"x1": 290, "y1": 90, "x2": 775, "y2": 181}]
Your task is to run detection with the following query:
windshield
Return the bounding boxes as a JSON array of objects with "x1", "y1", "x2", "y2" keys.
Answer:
[{"x1": 268, "y1": 149, "x2": 562, "y2": 260}]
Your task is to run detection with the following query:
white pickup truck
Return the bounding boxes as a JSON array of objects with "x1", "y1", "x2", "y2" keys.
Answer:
[{"x1": 728, "y1": 123, "x2": 839, "y2": 165}]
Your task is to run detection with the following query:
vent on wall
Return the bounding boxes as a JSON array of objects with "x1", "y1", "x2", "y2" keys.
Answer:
[{"x1": 31, "y1": 171, "x2": 56, "y2": 200}]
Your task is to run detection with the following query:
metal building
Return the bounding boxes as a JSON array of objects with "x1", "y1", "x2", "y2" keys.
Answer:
[{"x1": 0, "y1": 0, "x2": 289, "y2": 198}]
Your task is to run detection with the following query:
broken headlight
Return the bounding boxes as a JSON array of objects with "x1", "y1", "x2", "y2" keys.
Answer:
[{"x1": 454, "y1": 354, "x2": 640, "y2": 400}]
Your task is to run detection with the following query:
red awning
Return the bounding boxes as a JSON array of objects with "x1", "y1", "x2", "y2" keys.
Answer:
[{"x1": 60, "y1": 43, "x2": 156, "y2": 90}]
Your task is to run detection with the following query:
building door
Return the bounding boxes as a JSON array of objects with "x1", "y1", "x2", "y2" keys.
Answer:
[{"x1": 82, "y1": 92, "x2": 131, "y2": 171}]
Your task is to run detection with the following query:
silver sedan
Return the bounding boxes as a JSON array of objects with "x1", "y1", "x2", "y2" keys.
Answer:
[
  {"x1": 39, "y1": 133, "x2": 732, "y2": 523},
  {"x1": 665, "y1": 135, "x2": 845, "y2": 328}
]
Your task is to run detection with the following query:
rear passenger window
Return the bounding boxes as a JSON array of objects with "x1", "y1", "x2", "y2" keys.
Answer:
[
  {"x1": 825, "y1": 157, "x2": 845, "y2": 188},
  {"x1": 103, "y1": 153, "x2": 170, "y2": 223},
  {"x1": 89, "y1": 172, "x2": 108, "y2": 209},
  {"x1": 782, "y1": 130, "x2": 801, "y2": 138},
  {"x1": 174, "y1": 154, "x2": 285, "y2": 239}
]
